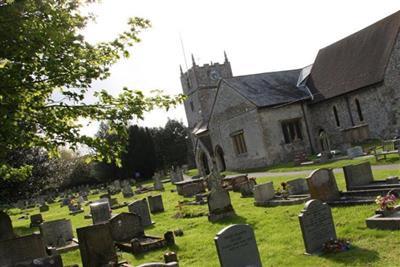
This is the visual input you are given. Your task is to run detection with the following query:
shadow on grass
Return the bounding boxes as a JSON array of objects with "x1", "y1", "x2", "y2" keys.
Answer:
[
  {"x1": 133, "y1": 243, "x2": 180, "y2": 260},
  {"x1": 209, "y1": 214, "x2": 249, "y2": 225},
  {"x1": 321, "y1": 245, "x2": 379, "y2": 264}
]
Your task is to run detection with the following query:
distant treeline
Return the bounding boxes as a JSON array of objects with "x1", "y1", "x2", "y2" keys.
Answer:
[{"x1": 0, "y1": 119, "x2": 194, "y2": 201}]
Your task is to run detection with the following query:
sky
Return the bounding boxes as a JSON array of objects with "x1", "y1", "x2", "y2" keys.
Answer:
[{"x1": 80, "y1": 0, "x2": 400, "y2": 136}]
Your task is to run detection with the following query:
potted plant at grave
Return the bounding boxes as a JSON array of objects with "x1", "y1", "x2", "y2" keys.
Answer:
[
  {"x1": 375, "y1": 192, "x2": 399, "y2": 216},
  {"x1": 276, "y1": 182, "x2": 291, "y2": 199}
]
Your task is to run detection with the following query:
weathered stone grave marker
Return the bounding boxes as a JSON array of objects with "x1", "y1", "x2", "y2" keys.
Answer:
[
  {"x1": 253, "y1": 182, "x2": 275, "y2": 205},
  {"x1": 0, "y1": 234, "x2": 62, "y2": 267},
  {"x1": 0, "y1": 211, "x2": 15, "y2": 241},
  {"x1": 214, "y1": 224, "x2": 262, "y2": 267},
  {"x1": 30, "y1": 213, "x2": 44, "y2": 227},
  {"x1": 207, "y1": 161, "x2": 235, "y2": 222},
  {"x1": 153, "y1": 172, "x2": 165, "y2": 191},
  {"x1": 89, "y1": 201, "x2": 111, "y2": 224},
  {"x1": 77, "y1": 223, "x2": 118, "y2": 267},
  {"x1": 306, "y1": 169, "x2": 341, "y2": 202},
  {"x1": 128, "y1": 198, "x2": 153, "y2": 227},
  {"x1": 287, "y1": 178, "x2": 309, "y2": 195},
  {"x1": 148, "y1": 195, "x2": 165, "y2": 214},
  {"x1": 40, "y1": 218, "x2": 78, "y2": 253},
  {"x1": 298, "y1": 199, "x2": 336, "y2": 254}
]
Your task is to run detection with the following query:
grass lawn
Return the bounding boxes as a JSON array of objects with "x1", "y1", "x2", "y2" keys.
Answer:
[{"x1": 8, "y1": 167, "x2": 400, "y2": 267}]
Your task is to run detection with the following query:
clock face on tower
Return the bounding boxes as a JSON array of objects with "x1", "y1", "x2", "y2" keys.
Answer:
[{"x1": 209, "y1": 69, "x2": 221, "y2": 81}]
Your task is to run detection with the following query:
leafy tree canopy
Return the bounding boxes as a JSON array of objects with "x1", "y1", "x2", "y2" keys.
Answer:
[{"x1": 0, "y1": 0, "x2": 184, "y2": 180}]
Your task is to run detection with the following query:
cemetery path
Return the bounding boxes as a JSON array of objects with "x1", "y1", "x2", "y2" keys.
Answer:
[{"x1": 247, "y1": 163, "x2": 400, "y2": 178}]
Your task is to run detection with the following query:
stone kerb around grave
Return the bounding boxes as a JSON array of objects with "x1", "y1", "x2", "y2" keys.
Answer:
[
  {"x1": 214, "y1": 224, "x2": 262, "y2": 267},
  {"x1": 298, "y1": 199, "x2": 337, "y2": 255}
]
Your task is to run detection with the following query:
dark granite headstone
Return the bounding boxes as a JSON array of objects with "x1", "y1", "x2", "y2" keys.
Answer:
[
  {"x1": 0, "y1": 234, "x2": 47, "y2": 266},
  {"x1": 39, "y1": 204, "x2": 49, "y2": 212},
  {"x1": 39, "y1": 219, "x2": 74, "y2": 248},
  {"x1": 77, "y1": 223, "x2": 118, "y2": 267},
  {"x1": 306, "y1": 169, "x2": 340, "y2": 202},
  {"x1": 128, "y1": 198, "x2": 153, "y2": 227},
  {"x1": 148, "y1": 195, "x2": 164, "y2": 214},
  {"x1": 343, "y1": 162, "x2": 374, "y2": 190},
  {"x1": 30, "y1": 214, "x2": 44, "y2": 227},
  {"x1": 298, "y1": 199, "x2": 336, "y2": 254},
  {"x1": 214, "y1": 224, "x2": 262, "y2": 267},
  {"x1": 90, "y1": 201, "x2": 111, "y2": 225},
  {"x1": 109, "y1": 212, "x2": 144, "y2": 242},
  {"x1": 0, "y1": 211, "x2": 15, "y2": 241}
]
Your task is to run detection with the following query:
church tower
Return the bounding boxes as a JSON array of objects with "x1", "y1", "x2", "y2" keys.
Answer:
[{"x1": 180, "y1": 52, "x2": 233, "y2": 131}]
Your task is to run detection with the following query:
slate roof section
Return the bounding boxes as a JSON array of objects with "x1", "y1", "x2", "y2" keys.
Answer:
[
  {"x1": 307, "y1": 10, "x2": 400, "y2": 102},
  {"x1": 223, "y1": 69, "x2": 309, "y2": 108}
]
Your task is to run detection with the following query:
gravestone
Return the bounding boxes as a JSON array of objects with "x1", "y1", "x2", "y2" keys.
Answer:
[
  {"x1": 207, "y1": 160, "x2": 235, "y2": 222},
  {"x1": 306, "y1": 169, "x2": 340, "y2": 202},
  {"x1": 77, "y1": 223, "x2": 118, "y2": 267},
  {"x1": 214, "y1": 224, "x2": 262, "y2": 267},
  {"x1": 30, "y1": 214, "x2": 44, "y2": 227},
  {"x1": 122, "y1": 183, "x2": 134, "y2": 198},
  {"x1": 240, "y1": 179, "x2": 256, "y2": 197},
  {"x1": 343, "y1": 162, "x2": 374, "y2": 190},
  {"x1": 109, "y1": 212, "x2": 144, "y2": 242},
  {"x1": 298, "y1": 199, "x2": 336, "y2": 254},
  {"x1": 90, "y1": 201, "x2": 111, "y2": 224},
  {"x1": 181, "y1": 182, "x2": 205, "y2": 197},
  {"x1": 128, "y1": 198, "x2": 153, "y2": 227},
  {"x1": 39, "y1": 204, "x2": 49, "y2": 212},
  {"x1": 148, "y1": 195, "x2": 165, "y2": 214},
  {"x1": 346, "y1": 146, "x2": 364, "y2": 159},
  {"x1": 0, "y1": 211, "x2": 15, "y2": 241},
  {"x1": 254, "y1": 182, "x2": 275, "y2": 205},
  {"x1": 286, "y1": 178, "x2": 309, "y2": 195},
  {"x1": 114, "y1": 179, "x2": 121, "y2": 190},
  {"x1": 0, "y1": 234, "x2": 48, "y2": 267},
  {"x1": 39, "y1": 219, "x2": 74, "y2": 248},
  {"x1": 153, "y1": 173, "x2": 164, "y2": 191}
]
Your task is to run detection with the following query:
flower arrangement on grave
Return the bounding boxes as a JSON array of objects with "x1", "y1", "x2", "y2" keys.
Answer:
[
  {"x1": 375, "y1": 192, "x2": 398, "y2": 213},
  {"x1": 322, "y1": 239, "x2": 351, "y2": 253},
  {"x1": 276, "y1": 182, "x2": 291, "y2": 199}
]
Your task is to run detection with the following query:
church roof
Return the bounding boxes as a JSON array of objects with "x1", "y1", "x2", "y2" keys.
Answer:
[
  {"x1": 223, "y1": 69, "x2": 309, "y2": 108},
  {"x1": 307, "y1": 10, "x2": 400, "y2": 102}
]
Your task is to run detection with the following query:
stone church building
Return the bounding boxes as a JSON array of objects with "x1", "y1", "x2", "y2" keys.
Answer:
[{"x1": 181, "y1": 11, "x2": 400, "y2": 175}]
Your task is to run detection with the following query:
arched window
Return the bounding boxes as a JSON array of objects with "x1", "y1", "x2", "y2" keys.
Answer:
[
  {"x1": 333, "y1": 106, "x2": 340, "y2": 127},
  {"x1": 355, "y1": 99, "x2": 364, "y2": 122}
]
